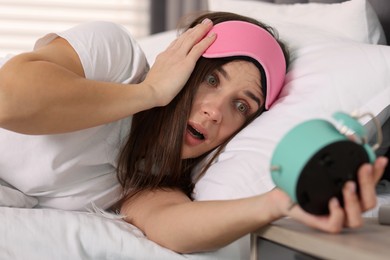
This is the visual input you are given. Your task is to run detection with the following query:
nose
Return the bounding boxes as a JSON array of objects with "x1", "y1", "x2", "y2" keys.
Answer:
[{"x1": 202, "y1": 101, "x2": 222, "y2": 124}]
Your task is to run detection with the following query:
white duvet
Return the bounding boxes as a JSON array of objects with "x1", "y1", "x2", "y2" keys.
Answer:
[{"x1": 0, "y1": 181, "x2": 250, "y2": 260}]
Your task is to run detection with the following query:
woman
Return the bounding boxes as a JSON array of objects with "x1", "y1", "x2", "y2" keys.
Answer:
[
  {"x1": 117, "y1": 12, "x2": 289, "y2": 202},
  {"x1": 0, "y1": 11, "x2": 387, "y2": 253}
]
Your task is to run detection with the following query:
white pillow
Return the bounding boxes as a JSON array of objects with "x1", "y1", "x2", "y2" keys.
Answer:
[
  {"x1": 192, "y1": 40, "x2": 390, "y2": 201},
  {"x1": 208, "y1": 0, "x2": 387, "y2": 45},
  {"x1": 138, "y1": 30, "x2": 177, "y2": 64}
]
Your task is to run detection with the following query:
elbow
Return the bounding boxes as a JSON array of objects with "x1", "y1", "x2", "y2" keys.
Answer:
[
  {"x1": 155, "y1": 240, "x2": 214, "y2": 255},
  {"x1": 0, "y1": 66, "x2": 31, "y2": 130},
  {"x1": 158, "y1": 241, "x2": 193, "y2": 254},
  {"x1": 146, "y1": 234, "x2": 194, "y2": 254},
  {"x1": 0, "y1": 54, "x2": 41, "y2": 131},
  {"x1": 0, "y1": 99, "x2": 19, "y2": 131},
  {"x1": 0, "y1": 73, "x2": 15, "y2": 127},
  {"x1": 0, "y1": 93, "x2": 35, "y2": 134},
  {"x1": 143, "y1": 225, "x2": 210, "y2": 254}
]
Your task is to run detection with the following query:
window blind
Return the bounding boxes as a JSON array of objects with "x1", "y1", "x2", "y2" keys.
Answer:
[{"x1": 0, "y1": 0, "x2": 150, "y2": 57}]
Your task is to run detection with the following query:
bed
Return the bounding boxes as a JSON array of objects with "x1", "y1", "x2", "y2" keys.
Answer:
[{"x1": 1, "y1": 0, "x2": 390, "y2": 259}]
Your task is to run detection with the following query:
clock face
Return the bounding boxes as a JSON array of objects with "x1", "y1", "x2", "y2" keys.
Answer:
[{"x1": 296, "y1": 140, "x2": 369, "y2": 215}]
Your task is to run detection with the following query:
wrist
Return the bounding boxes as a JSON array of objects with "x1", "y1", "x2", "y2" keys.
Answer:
[
  {"x1": 267, "y1": 188, "x2": 294, "y2": 219},
  {"x1": 128, "y1": 81, "x2": 161, "y2": 111},
  {"x1": 142, "y1": 81, "x2": 160, "y2": 106}
]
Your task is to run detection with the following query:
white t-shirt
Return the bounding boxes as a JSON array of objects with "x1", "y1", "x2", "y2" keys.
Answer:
[{"x1": 0, "y1": 21, "x2": 149, "y2": 210}]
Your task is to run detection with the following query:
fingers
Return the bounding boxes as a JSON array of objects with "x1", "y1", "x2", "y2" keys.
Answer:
[
  {"x1": 168, "y1": 18, "x2": 216, "y2": 59},
  {"x1": 288, "y1": 198, "x2": 344, "y2": 234},
  {"x1": 325, "y1": 198, "x2": 345, "y2": 233},
  {"x1": 287, "y1": 157, "x2": 388, "y2": 234},
  {"x1": 143, "y1": 18, "x2": 216, "y2": 107},
  {"x1": 342, "y1": 157, "x2": 388, "y2": 228},
  {"x1": 187, "y1": 31, "x2": 217, "y2": 61},
  {"x1": 342, "y1": 181, "x2": 363, "y2": 228},
  {"x1": 372, "y1": 156, "x2": 388, "y2": 183},
  {"x1": 358, "y1": 157, "x2": 388, "y2": 211},
  {"x1": 357, "y1": 163, "x2": 377, "y2": 211}
]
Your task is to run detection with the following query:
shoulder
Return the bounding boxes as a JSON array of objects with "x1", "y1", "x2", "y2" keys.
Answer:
[
  {"x1": 63, "y1": 21, "x2": 130, "y2": 38},
  {"x1": 35, "y1": 21, "x2": 148, "y2": 83},
  {"x1": 66, "y1": 21, "x2": 132, "y2": 41},
  {"x1": 34, "y1": 21, "x2": 130, "y2": 50},
  {"x1": 56, "y1": 21, "x2": 134, "y2": 54}
]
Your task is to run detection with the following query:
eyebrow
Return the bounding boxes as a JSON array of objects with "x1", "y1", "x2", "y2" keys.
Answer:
[
  {"x1": 245, "y1": 90, "x2": 261, "y2": 108},
  {"x1": 217, "y1": 67, "x2": 230, "y2": 80},
  {"x1": 217, "y1": 67, "x2": 262, "y2": 109}
]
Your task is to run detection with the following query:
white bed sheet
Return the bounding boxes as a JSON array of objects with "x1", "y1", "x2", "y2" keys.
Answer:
[
  {"x1": 0, "y1": 207, "x2": 242, "y2": 260},
  {"x1": 0, "y1": 183, "x2": 248, "y2": 260}
]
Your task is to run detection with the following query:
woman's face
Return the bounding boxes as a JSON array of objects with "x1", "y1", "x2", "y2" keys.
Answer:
[{"x1": 182, "y1": 60, "x2": 264, "y2": 159}]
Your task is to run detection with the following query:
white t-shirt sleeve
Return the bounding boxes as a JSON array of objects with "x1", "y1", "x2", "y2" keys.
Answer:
[{"x1": 34, "y1": 21, "x2": 149, "y2": 84}]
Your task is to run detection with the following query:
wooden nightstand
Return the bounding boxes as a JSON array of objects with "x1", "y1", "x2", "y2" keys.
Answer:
[{"x1": 250, "y1": 218, "x2": 390, "y2": 260}]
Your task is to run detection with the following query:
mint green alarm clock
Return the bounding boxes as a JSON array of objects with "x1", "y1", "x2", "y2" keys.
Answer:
[{"x1": 270, "y1": 112, "x2": 382, "y2": 215}]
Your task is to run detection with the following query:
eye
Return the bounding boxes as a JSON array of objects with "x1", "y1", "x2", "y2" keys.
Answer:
[
  {"x1": 235, "y1": 101, "x2": 250, "y2": 115},
  {"x1": 205, "y1": 73, "x2": 219, "y2": 87}
]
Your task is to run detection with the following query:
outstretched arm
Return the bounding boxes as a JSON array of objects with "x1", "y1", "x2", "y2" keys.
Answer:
[
  {"x1": 120, "y1": 187, "x2": 288, "y2": 253},
  {"x1": 120, "y1": 157, "x2": 387, "y2": 254},
  {"x1": 0, "y1": 19, "x2": 216, "y2": 134}
]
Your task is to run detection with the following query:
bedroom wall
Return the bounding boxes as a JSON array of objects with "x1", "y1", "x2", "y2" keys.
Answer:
[
  {"x1": 150, "y1": 0, "x2": 208, "y2": 33},
  {"x1": 0, "y1": 0, "x2": 151, "y2": 57}
]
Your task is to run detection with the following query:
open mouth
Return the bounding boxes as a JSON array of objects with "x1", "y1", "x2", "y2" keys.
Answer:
[{"x1": 188, "y1": 125, "x2": 205, "y2": 140}]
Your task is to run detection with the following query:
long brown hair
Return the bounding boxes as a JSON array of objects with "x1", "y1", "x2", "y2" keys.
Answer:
[{"x1": 116, "y1": 11, "x2": 290, "y2": 203}]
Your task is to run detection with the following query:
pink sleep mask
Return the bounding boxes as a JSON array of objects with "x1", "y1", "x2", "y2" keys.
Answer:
[{"x1": 202, "y1": 21, "x2": 286, "y2": 109}]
